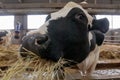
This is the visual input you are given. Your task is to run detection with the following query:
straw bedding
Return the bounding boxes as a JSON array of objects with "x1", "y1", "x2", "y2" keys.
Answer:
[
  {"x1": 0, "y1": 45, "x2": 66, "y2": 80},
  {"x1": 100, "y1": 45, "x2": 120, "y2": 60},
  {"x1": 0, "y1": 44, "x2": 120, "y2": 80}
]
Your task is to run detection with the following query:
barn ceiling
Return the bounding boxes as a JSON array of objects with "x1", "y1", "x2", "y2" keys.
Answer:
[
  {"x1": 0, "y1": 0, "x2": 119, "y2": 4},
  {"x1": 0, "y1": 0, "x2": 120, "y2": 15}
]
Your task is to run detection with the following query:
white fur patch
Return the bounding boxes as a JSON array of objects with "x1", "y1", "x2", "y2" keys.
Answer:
[
  {"x1": 77, "y1": 45, "x2": 100, "y2": 75},
  {"x1": 50, "y1": 1, "x2": 93, "y2": 26},
  {"x1": 38, "y1": 21, "x2": 49, "y2": 34},
  {"x1": 88, "y1": 32, "x2": 93, "y2": 46}
]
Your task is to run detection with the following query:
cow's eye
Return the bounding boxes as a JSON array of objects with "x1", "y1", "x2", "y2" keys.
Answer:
[{"x1": 75, "y1": 13, "x2": 84, "y2": 20}]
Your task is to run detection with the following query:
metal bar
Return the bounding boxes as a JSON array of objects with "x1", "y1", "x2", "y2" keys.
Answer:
[
  {"x1": 105, "y1": 36, "x2": 120, "y2": 38},
  {"x1": 104, "y1": 40, "x2": 120, "y2": 42},
  {"x1": 0, "y1": 9, "x2": 58, "y2": 15}
]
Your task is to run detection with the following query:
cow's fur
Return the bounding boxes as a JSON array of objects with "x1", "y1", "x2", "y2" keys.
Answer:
[
  {"x1": 77, "y1": 30, "x2": 105, "y2": 77},
  {"x1": 42, "y1": 2, "x2": 109, "y2": 76}
]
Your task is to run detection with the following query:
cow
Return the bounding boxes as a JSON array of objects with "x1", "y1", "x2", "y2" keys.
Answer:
[
  {"x1": 20, "y1": 1, "x2": 109, "y2": 79},
  {"x1": 0, "y1": 30, "x2": 12, "y2": 48},
  {"x1": 36, "y1": 1, "x2": 109, "y2": 63}
]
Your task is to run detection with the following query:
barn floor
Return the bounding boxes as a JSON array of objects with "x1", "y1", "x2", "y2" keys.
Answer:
[
  {"x1": 0, "y1": 44, "x2": 120, "y2": 80},
  {"x1": 64, "y1": 59, "x2": 120, "y2": 80}
]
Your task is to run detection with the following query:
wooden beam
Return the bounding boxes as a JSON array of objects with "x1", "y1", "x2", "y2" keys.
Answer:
[
  {"x1": 18, "y1": 0, "x2": 23, "y2": 3},
  {"x1": 0, "y1": 3, "x2": 120, "y2": 9},
  {"x1": 0, "y1": 8, "x2": 120, "y2": 15},
  {"x1": 87, "y1": 9, "x2": 120, "y2": 15},
  {"x1": 0, "y1": 3, "x2": 120, "y2": 15},
  {"x1": 0, "y1": 9, "x2": 58, "y2": 15}
]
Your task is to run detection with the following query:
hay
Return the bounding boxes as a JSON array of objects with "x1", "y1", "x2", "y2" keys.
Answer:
[
  {"x1": 100, "y1": 45, "x2": 120, "y2": 60},
  {"x1": 0, "y1": 45, "x2": 19, "y2": 67},
  {"x1": 1, "y1": 48, "x2": 66, "y2": 80}
]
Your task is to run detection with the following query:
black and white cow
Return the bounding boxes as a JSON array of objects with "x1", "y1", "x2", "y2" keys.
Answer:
[
  {"x1": 37, "y1": 2, "x2": 109, "y2": 63},
  {"x1": 20, "y1": 1, "x2": 109, "y2": 77},
  {"x1": 0, "y1": 30, "x2": 12, "y2": 47}
]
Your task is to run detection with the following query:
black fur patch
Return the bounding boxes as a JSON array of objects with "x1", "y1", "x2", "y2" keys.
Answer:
[
  {"x1": 47, "y1": 8, "x2": 90, "y2": 63},
  {"x1": 92, "y1": 30, "x2": 105, "y2": 46}
]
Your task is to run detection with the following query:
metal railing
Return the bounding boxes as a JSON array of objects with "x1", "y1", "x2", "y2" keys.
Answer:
[{"x1": 104, "y1": 35, "x2": 120, "y2": 45}]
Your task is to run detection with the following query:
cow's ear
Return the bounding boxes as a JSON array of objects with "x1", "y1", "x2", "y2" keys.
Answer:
[
  {"x1": 90, "y1": 18, "x2": 109, "y2": 33},
  {"x1": 93, "y1": 30, "x2": 105, "y2": 46}
]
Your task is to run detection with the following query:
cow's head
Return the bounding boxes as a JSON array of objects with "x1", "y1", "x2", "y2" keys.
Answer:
[
  {"x1": 20, "y1": 2, "x2": 109, "y2": 65},
  {"x1": 37, "y1": 2, "x2": 95, "y2": 63}
]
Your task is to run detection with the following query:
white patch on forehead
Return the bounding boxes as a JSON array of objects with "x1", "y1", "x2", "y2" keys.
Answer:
[
  {"x1": 38, "y1": 21, "x2": 49, "y2": 34},
  {"x1": 88, "y1": 32, "x2": 93, "y2": 46},
  {"x1": 50, "y1": 1, "x2": 93, "y2": 27}
]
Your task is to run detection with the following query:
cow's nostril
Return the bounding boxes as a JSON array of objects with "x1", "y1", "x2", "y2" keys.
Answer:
[
  {"x1": 35, "y1": 39, "x2": 47, "y2": 46},
  {"x1": 36, "y1": 39, "x2": 43, "y2": 44},
  {"x1": 35, "y1": 36, "x2": 48, "y2": 45}
]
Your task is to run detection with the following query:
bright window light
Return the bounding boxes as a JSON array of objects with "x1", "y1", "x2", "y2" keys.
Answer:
[
  {"x1": 27, "y1": 15, "x2": 48, "y2": 29},
  {"x1": 96, "y1": 15, "x2": 120, "y2": 29},
  {"x1": 0, "y1": 15, "x2": 14, "y2": 30}
]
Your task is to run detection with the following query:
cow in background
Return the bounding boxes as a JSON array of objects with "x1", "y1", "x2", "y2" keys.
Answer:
[
  {"x1": 0, "y1": 30, "x2": 12, "y2": 48},
  {"x1": 20, "y1": 1, "x2": 109, "y2": 79}
]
